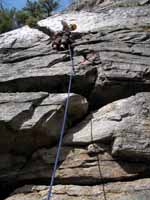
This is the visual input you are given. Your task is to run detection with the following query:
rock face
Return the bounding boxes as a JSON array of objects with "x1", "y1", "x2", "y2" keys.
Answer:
[
  {"x1": 69, "y1": 0, "x2": 150, "y2": 11},
  {"x1": 0, "y1": 92, "x2": 88, "y2": 198},
  {"x1": 5, "y1": 179, "x2": 150, "y2": 200},
  {"x1": 1, "y1": 0, "x2": 150, "y2": 199},
  {"x1": 15, "y1": 144, "x2": 150, "y2": 185},
  {"x1": 64, "y1": 92, "x2": 150, "y2": 161},
  {"x1": 0, "y1": 92, "x2": 88, "y2": 154}
]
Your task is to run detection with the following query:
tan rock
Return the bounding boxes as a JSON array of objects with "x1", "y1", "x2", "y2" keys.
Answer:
[
  {"x1": 17, "y1": 145, "x2": 149, "y2": 184},
  {"x1": 5, "y1": 178, "x2": 150, "y2": 200}
]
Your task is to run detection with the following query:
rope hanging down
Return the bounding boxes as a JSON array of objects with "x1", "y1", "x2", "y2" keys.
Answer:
[{"x1": 47, "y1": 45, "x2": 75, "y2": 200}]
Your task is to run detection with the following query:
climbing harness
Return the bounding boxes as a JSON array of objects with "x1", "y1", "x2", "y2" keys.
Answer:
[
  {"x1": 52, "y1": 21, "x2": 77, "y2": 51},
  {"x1": 46, "y1": 45, "x2": 75, "y2": 200}
]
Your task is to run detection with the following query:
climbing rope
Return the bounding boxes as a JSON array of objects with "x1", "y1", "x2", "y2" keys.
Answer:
[
  {"x1": 46, "y1": 44, "x2": 107, "y2": 200},
  {"x1": 46, "y1": 45, "x2": 74, "y2": 200},
  {"x1": 90, "y1": 120, "x2": 107, "y2": 200}
]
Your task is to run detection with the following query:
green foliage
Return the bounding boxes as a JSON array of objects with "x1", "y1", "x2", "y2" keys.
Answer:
[
  {"x1": 15, "y1": 10, "x2": 29, "y2": 26},
  {"x1": 39, "y1": 0, "x2": 59, "y2": 17},
  {"x1": 0, "y1": 0, "x2": 59, "y2": 34},
  {"x1": 0, "y1": 8, "x2": 15, "y2": 34},
  {"x1": 23, "y1": 0, "x2": 42, "y2": 18},
  {"x1": 25, "y1": 16, "x2": 39, "y2": 27},
  {"x1": 22, "y1": 0, "x2": 59, "y2": 28},
  {"x1": 23, "y1": 0, "x2": 58, "y2": 19}
]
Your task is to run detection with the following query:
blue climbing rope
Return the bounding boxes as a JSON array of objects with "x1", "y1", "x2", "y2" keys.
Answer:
[{"x1": 47, "y1": 45, "x2": 75, "y2": 200}]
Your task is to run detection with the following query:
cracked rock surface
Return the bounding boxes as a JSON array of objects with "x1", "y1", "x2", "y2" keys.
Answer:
[
  {"x1": 1, "y1": 0, "x2": 150, "y2": 199},
  {"x1": 5, "y1": 179, "x2": 150, "y2": 200}
]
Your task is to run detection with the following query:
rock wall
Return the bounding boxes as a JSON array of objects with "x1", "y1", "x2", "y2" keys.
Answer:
[
  {"x1": 1, "y1": 0, "x2": 150, "y2": 199},
  {"x1": 69, "y1": 0, "x2": 150, "y2": 11}
]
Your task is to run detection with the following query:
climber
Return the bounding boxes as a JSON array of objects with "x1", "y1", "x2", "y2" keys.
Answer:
[
  {"x1": 27, "y1": 19, "x2": 77, "y2": 52},
  {"x1": 52, "y1": 20, "x2": 77, "y2": 53}
]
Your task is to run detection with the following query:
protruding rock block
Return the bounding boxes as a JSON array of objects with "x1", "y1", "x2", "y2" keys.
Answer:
[{"x1": 64, "y1": 92, "x2": 150, "y2": 161}]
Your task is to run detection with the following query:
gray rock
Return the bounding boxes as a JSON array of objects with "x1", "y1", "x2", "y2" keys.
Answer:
[
  {"x1": 70, "y1": 0, "x2": 150, "y2": 11},
  {"x1": 1, "y1": 8, "x2": 150, "y2": 106},
  {"x1": 1, "y1": 1, "x2": 150, "y2": 199},
  {"x1": 0, "y1": 154, "x2": 26, "y2": 180},
  {"x1": 17, "y1": 145, "x2": 150, "y2": 184},
  {"x1": 140, "y1": 0, "x2": 150, "y2": 5},
  {"x1": 64, "y1": 92, "x2": 150, "y2": 160},
  {"x1": 76, "y1": 28, "x2": 150, "y2": 108},
  {"x1": 0, "y1": 92, "x2": 88, "y2": 155},
  {"x1": 5, "y1": 179, "x2": 150, "y2": 200},
  {"x1": 0, "y1": 92, "x2": 88, "y2": 190}
]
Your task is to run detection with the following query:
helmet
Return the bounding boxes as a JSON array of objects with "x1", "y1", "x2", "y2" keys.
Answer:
[{"x1": 70, "y1": 23, "x2": 77, "y2": 31}]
